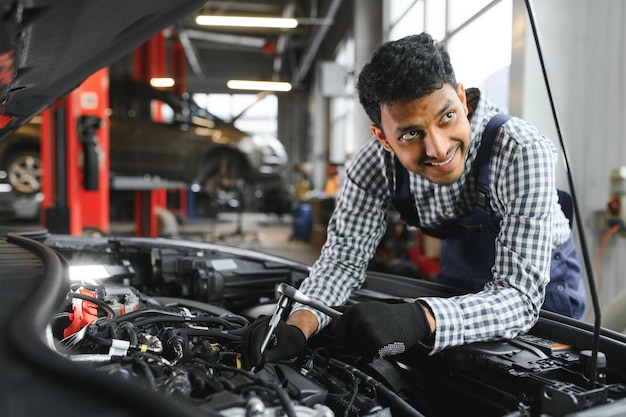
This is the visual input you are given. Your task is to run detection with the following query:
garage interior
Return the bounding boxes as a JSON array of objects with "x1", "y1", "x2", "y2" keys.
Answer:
[{"x1": 1, "y1": 0, "x2": 626, "y2": 332}]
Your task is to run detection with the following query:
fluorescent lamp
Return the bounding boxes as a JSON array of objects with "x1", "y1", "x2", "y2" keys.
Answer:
[
  {"x1": 150, "y1": 77, "x2": 175, "y2": 88},
  {"x1": 227, "y1": 80, "x2": 292, "y2": 92},
  {"x1": 195, "y1": 15, "x2": 298, "y2": 29}
]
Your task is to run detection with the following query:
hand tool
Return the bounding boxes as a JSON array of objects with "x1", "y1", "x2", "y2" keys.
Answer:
[{"x1": 253, "y1": 283, "x2": 343, "y2": 371}]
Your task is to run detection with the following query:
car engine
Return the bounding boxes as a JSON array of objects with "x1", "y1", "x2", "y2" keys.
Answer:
[
  {"x1": 6, "y1": 232, "x2": 626, "y2": 417},
  {"x1": 54, "y1": 282, "x2": 368, "y2": 417}
]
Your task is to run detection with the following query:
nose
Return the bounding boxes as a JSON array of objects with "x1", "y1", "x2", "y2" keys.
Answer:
[{"x1": 423, "y1": 129, "x2": 449, "y2": 159}]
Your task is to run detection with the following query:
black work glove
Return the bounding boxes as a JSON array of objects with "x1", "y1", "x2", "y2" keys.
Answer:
[
  {"x1": 331, "y1": 301, "x2": 431, "y2": 362},
  {"x1": 241, "y1": 315, "x2": 307, "y2": 370}
]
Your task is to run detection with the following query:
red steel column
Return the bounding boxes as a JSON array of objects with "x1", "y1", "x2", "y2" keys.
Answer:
[
  {"x1": 133, "y1": 31, "x2": 169, "y2": 237},
  {"x1": 41, "y1": 101, "x2": 73, "y2": 232},
  {"x1": 76, "y1": 67, "x2": 110, "y2": 234},
  {"x1": 41, "y1": 68, "x2": 110, "y2": 235},
  {"x1": 171, "y1": 38, "x2": 187, "y2": 219}
]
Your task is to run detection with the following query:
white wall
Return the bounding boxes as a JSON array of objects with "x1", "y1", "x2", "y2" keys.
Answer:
[{"x1": 513, "y1": 0, "x2": 626, "y2": 327}]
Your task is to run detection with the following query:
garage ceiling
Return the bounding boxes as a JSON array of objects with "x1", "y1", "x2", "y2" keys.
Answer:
[{"x1": 169, "y1": 0, "x2": 345, "y2": 94}]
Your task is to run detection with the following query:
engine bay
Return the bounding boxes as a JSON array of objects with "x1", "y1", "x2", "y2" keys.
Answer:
[{"x1": 5, "y1": 231, "x2": 626, "y2": 417}]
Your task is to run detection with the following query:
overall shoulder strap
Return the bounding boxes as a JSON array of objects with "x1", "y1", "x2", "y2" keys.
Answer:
[
  {"x1": 392, "y1": 154, "x2": 420, "y2": 226},
  {"x1": 475, "y1": 113, "x2": 511, "y2": 212}
]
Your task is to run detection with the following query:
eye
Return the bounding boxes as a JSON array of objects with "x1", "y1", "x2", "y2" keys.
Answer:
[
  {"x1": 400, "y1": 130, "x2": 419, "y2": 141},
  {"x1": 441, "y1": 111, "x2": 454, "y2": 123}
]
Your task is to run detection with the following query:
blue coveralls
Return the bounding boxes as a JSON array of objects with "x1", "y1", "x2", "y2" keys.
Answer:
[{"x1": 392, "y1": 114, "x2": 586, "y2": 319}]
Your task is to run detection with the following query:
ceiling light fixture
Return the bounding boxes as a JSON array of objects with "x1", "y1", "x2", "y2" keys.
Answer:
[
  {"x1": 227, "y1": 80, "x2": 292, "y2": 92},
  {"x1": 150, "y1": 77, "x2": 175, "y2": 88},
  {"x1": 195, "y1": 15, "x2": 298, "y2": 29}
]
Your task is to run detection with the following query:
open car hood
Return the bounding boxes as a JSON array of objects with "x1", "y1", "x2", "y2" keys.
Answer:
[{"x1": 0, "y1": 0, "x2": 206, "y2": 140}]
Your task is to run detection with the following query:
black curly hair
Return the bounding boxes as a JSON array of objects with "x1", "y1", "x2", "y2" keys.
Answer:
[{"x1": 356, "y1": 32, "x2": 457, "y2": 128}]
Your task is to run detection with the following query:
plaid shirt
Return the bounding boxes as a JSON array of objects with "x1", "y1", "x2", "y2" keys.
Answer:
[{"x1": 295, "y1": 89, "x2": 571, "y2": 353}]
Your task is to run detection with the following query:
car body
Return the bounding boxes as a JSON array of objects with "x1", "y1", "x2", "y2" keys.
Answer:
[
  {"x1": 1, "y1": 1, "x2": 626, "y2": 417},
  {"x1": 0, "y1": 79, "x2": 291, "y2": 219}
]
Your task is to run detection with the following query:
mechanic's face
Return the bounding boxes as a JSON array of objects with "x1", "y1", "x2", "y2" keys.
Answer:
[{"x1": 372, "y1": 83, "x2": 470, "y2": 185}]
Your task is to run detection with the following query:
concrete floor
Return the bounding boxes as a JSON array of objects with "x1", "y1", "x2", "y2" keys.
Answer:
[{"x1": 107, "y1": 211, "x2": 323, "y2": 266}]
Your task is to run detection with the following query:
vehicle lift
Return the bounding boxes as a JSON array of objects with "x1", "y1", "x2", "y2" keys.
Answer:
[
  {"x1": 41, "y1": 67, "x2": 110, "y2": 236},
  {"x1": 130, "y1": 30, "x2": 188, "y2": 237},
  {"x1": 41, "y1": 31, "x2": 189, "y2": 237}
]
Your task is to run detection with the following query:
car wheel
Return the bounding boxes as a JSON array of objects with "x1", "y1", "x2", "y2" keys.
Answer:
[{"x1": 7, "y1": 150, "x2": 43, "y2": 194}]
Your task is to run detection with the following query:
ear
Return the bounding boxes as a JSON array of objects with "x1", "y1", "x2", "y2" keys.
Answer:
[
  {"x1": 371, "y1": 124, "x2": 392, "y2": 152},
  {"x1": 456, "y1": 83, "x2": 468, "y2": 116}
]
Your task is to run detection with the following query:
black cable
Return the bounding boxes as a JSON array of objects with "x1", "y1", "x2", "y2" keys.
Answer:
[
  {"x1": 7, "y1": 233, "x2": 204, "y2": 417},
  {"x1": 67, "y1": 291, "x2": 117, "y2": 319},
  {"x1": 86, "y1": 333, "x2": 113, "y2": 348},
  {"x1": 304, "y1": 347, "x2": 331, "y2": 371},
  {"x1": 524, "y1": 0, "x2": 601, "y2": 388},
  {"x1": 173, "y1": 328, "x2": 240, "y2": 342},
  {"x1": 116, "y1": 321, "x2": 139, "y2": 346},
  {"x1": 329, "y1": 358, "x2": 427, "y2": 417},
  {"x1": 191, "y1": 359, "x2": 298, "y2": 417},
  {"x1": 112, "y1": 308, "x2": 248, "y2": 336},
  {"x1": 132, "y1": 357, "x2": 157, "y2": 391},
  {"x1": 132, "y1": 315, "x2": 246, "y2": 332},
  {"x1": 342, "y1": 371, "x2": 358, "y2": 417},
  {"x1": 111, "y1": 308, "x2": 184, "y2": 323},
  {"x1": 182, "y1": 315, "x2": 249, "y2": 334}
]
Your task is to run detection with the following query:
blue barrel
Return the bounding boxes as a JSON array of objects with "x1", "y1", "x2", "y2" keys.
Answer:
[{"x1": 292, "y1": 203, "x2": 313, "y2": 240}]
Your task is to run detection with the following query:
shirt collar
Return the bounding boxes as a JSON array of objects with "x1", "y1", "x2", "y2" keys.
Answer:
[{"x1": 466, "y1": 88, "x2": 504, "y2": 168}]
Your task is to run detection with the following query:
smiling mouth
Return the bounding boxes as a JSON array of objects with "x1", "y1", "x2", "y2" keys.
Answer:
[{"x1": 426, "y1": 146, "x2": 458, "y2": 167}]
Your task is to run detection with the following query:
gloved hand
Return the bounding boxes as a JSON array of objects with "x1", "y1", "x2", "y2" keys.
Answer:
[
  {"x1": 241, "y1": 315, "x2": 307, "y2": 370},
  {"x1": 331, "y1": 301, "x2": 431, "y2": 362}
]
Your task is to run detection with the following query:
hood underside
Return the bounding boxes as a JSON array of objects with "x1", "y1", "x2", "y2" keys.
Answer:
[{"x1": 0, "y1": 0, "x2": 206, "y2": 140}]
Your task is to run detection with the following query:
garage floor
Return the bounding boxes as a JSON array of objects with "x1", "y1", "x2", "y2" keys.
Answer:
[{"x1": 112, "y1": 211, "x2": 323, "y2": 266}]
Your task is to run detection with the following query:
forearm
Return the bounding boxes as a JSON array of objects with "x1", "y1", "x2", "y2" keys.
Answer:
[{"x1": 287, "y1": 309, "x2": 319, "y2": 339}]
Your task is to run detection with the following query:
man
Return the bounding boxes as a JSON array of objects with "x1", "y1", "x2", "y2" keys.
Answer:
[{"x1": 241, "y1": 32, "x2": 586, "y2": 369}]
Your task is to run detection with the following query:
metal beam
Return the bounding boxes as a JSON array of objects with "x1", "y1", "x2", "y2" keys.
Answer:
[
  {"x1": 178, "y1": 29, "x2": 205, "y2": 78},
  {"x1": 292, "y1": 0, "x2": 343, "y2": 87}
]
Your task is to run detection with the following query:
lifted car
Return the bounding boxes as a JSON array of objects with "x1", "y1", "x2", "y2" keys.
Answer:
[{"x1": 0, "y1": 79, "x2": 291, "y2": 219}]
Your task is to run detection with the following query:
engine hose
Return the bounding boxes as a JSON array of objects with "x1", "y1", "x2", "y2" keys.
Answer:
[
  {"x1": 129, "y1": 357, "x2": 157, "y2": 391},
  {"x1": 68, "y1": 291, "x2": 117, "y2": 319},
  {"x1": 375, "y1": 382, "x2": 426, "y2": 417},
  {"x1": 7, "y1": 233, "x2": 205, "y2": 417},
  {"x1": 341, "y1": 373, "x2": 358, "y2": 417},
  {"x1": 111, "y1": 308, "x2": 185, "y2": 323},
  {"x1": 131, "y1": 315, "x2": 245, "y2": 333},
  {"x1": 193, "y1": 359, "x2": 298, "y2": 417},
  {"x1": 86, "y1": 328, "x2": 113, "y2": 347},
  {"x1": 116, "y1": 321, "x2": 139, "y2": 346},
  {"x1": 173, "y1": 328, "x2": 240, "y2": 342},
  {"x1": 329, "y1": 358, "x2": 426, "y2": 417}
]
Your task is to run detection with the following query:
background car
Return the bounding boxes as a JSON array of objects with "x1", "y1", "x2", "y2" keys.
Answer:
[{"x1": 0, "y1": 79, "x2": 292, "y2": 220}]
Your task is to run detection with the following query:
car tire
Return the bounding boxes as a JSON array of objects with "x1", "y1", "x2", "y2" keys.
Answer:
[{"x1": 6, "y1": 149, "x2": 43, "y2": 195}]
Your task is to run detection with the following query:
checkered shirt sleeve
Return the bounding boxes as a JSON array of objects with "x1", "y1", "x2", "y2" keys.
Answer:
[{"x1": 295, "y1": 138, "x2": 393, "y2": 328}]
